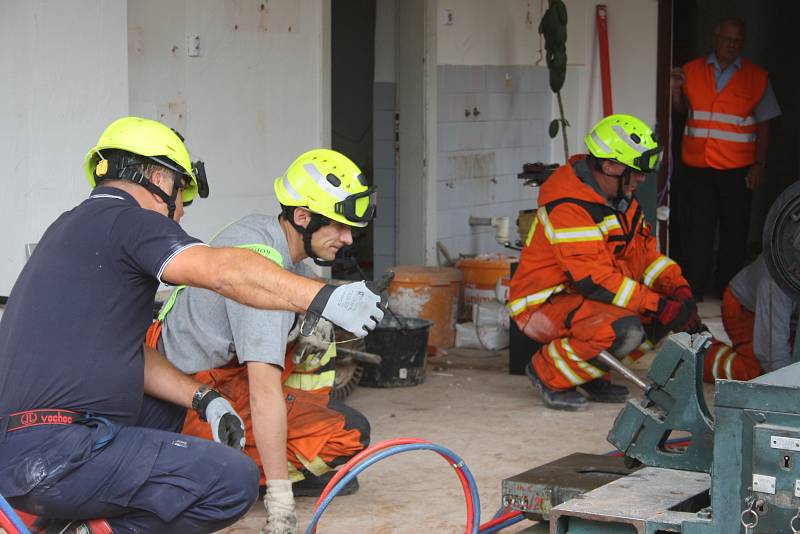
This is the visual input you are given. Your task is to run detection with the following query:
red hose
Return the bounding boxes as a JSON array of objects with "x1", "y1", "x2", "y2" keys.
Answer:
[
  {"x1": 312, "y1": 438, "x2": 475, "y2": 534},
  {"x1": 0, "y1": 510, "x2": 22, "y2": 534}
]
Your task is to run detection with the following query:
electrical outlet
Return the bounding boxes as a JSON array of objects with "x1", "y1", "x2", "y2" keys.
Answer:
[
  {"x1": 187, "y1": 34, "x2": 201, "y2": 57},
  {"x1": 441, "y1": 8, "x2": 454, "y2": 26}
]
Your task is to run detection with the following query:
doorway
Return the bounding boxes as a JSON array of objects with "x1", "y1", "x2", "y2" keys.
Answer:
[
  {"x1": 666, "y1": 0, "x2": 799, "y2": 293},
  {"x1": 331, "y1": 0, "x2": 377, "y2": 280}
]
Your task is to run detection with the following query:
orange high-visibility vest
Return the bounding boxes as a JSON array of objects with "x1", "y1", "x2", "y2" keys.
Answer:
[{"x1": 681, "y1": 56, "x2": 767, "y2": 170}]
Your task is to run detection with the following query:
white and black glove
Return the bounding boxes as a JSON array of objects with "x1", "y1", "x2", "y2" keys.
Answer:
[
  {"x1": 292, "y1": 315, "x2": 334, "y2": 365},
  {"x1": 194, "y1": 387, "x2": 246, "y2": 451},
  {"x1": 260, "y1": 480, "x2": 298, "y2": 534},
  {"x1": 306, "y1": 281, "x2": 384, "y2": 337}
]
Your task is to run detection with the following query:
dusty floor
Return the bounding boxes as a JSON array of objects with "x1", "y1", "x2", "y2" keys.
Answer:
[{"x1": 221, "y1": 300, "x2": 725, "y2": 534}]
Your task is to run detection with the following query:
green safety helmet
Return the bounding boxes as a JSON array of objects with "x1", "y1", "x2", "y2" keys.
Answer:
[
  {"x1": 275, "y1": 148, "x2": 376, "y2": 266},
  {"x1": 84, "y1": 116, "x2": 209, "y2": 206},
  {"x1": 584, "y1": 114, "x2": 662, "y2": 173},
  {"x1": 274, "y1": 148, "x2": 376, "y2": 228}
]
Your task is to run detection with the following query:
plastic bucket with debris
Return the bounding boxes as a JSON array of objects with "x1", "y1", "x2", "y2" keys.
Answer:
[{"x1": 361, "y1": 316, "x2": 433, "y2": 387}]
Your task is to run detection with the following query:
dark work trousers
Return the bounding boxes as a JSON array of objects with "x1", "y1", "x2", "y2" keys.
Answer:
[
  {"x1": 680, "y1": 165, "x2": 751, "y2": 298},
  {"x1": 2, "y1": 396, "x2": 259, "y2": 534}
]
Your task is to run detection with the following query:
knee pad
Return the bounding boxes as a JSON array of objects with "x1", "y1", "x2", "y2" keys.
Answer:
[{"x1": 608, "y1": 316, "x2": 645, "y2": 358}]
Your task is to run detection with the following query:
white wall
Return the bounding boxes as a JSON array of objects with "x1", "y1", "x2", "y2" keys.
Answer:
[
  {"x1": 559, "y1": 0, "x2": 658, "y2": 163},
  {"x1": 0, "y1": 0, "x2": 129, "y2": 295},
  {"x1": 127, "y1": 0, "x2": 330, "y2": 242},
  {"x1": 435, "y1": 0, "x2": 658, "y2": 162}
]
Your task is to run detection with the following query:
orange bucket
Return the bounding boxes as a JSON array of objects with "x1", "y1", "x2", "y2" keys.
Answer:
[
  {"x1": 385, "y1": 266, "x2": 462, "y2": 348},
  {"x1": 456, "y1": 255, "x2": 515, "y2": 318}
]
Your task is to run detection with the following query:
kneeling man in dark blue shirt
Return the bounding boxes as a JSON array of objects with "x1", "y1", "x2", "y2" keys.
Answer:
[{"x1": 0, "y1": 117, "x2": 384, "y2": 534}]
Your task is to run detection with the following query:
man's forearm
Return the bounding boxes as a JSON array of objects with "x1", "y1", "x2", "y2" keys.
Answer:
[
  {"x1": 212, "y1": 249, "x2": 321, "y2": 313},
  {"x1": 143, "y1": 345, "x2": 202, "y2": 408},
  {"x1": 671, "y1": 89, "x2": 686, "y2": 114},
  {"x1": 249, "y1": 362, "x2": 290, "y2": 482},
  {"x1": 163, "y1": 246, "x2": 323, "y2": 314}
]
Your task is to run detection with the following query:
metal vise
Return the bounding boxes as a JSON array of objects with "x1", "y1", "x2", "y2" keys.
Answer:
[{"x1": 606, "y1": 332, "x2": 715, "y2": 473}]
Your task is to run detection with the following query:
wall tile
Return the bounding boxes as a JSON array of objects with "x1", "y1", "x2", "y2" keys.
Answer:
[
  {"x1": 374, "y1": 139, "x2": 395, "y2": 169},
  {"x1": 373, "y1": 168, "x2": 396, "y2": 196},
  {"x1": 374, "y1": 225, "x2": 396, "y2": 256},
  {"x1": 375, "y1": 196, "x2": 395, "y2": 227},
  {"x1": 374, "y1": 110, "x2": 395, "y2": 141}
]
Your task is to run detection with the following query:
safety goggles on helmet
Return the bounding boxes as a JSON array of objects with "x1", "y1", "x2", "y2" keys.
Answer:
[
  {"x1": 334, "y1": 186, "x2": 377, "y2": 224},
  {"x1": 183, "y1": 160, "x2": 209, "y2": 206},
  {"x1": 630, "y1": 146, "x2": 663, "y2": 174}
]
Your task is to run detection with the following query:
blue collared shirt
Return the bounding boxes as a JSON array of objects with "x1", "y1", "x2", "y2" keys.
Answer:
[{"x1": 706, "y1": 53, "x2": 781, "y2": 122}]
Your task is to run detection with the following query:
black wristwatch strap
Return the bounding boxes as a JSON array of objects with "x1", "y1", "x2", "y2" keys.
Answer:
[
  {"x1": 192, "y1": 386, "x2": 222, "y2": 421},
  {"x1": 308, "y1": 284, "x2": 336, "y2": 316}
]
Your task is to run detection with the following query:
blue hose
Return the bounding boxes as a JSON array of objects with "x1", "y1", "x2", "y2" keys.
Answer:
[
  {"x1": 305, "y1": 442, "x2": 481, "y2": 534},
  {"x1": 478, "y1": 513, "x2": 526, "y2": 534},
  {"x1": 0, "y1": 493, "x2": 30, "y2": 534}
]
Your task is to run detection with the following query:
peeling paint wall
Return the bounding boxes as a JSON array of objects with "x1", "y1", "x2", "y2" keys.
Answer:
[
  {"x1": 127, "y1": 0, "x2": 330, "y2": 243},
  {"x1": 0, "y1": 0, "x2": 129, "y2": 294}
]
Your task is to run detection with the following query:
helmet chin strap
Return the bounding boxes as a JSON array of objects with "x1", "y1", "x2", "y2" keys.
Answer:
[
  {"x1": 143, "y1": 181, "x2": 180, "y2": 220},
  {"x1": 118, "y1": 166, "x2": 182, "y2": 220},
  {"x1": 285, "y1": 209, "x2": 334, "y2": 267},
  {"x1": 613, "y1": 167, "x2": 633, "y2": 200}
]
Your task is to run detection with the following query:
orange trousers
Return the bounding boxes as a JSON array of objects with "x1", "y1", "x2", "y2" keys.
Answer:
[
  {"x1": 145, "y1": 322, "x2": 369, "y2": 486},
  {"x1": 182, "y1": 365, "x2": 368, "y2": 486},
  {"x1": 702, "y1": 287, "x2": 761, "y2": 381},
  {"x1": 514, "y1": 293, "x2": 643, "y2": 390}
]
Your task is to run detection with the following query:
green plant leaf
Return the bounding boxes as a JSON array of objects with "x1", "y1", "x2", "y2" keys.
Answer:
[{"x1": 549, "y1": 119, "x2": 560, "y2": 138}]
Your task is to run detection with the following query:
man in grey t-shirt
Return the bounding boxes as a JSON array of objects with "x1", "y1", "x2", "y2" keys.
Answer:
[
  {"x1": 703, "y1": 253, "x2": 799, "y2": 381},
  {"x1": 151, "y1": 149, "x2": 377, "y2": 534}
]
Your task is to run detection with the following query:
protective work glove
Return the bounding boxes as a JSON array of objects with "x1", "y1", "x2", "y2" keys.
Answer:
[
  {"x1": 195, "y1": 388, "x2": 246, "y2": 451},
  {"x1": 292, "y1": 316, "x2": 334, "y2": 364},
  {"x1": 260, "y1": 479, "x2": 298, "y2": 534},
  {"x1": 654, "y1": 297, "x2": 692, "y2": 333},
  {"x1": 669, "y1": 286, "x2": 703, "y2": 333},
  {"x1": 308, "y1": 281, "x2": 384, "y2": 337}
]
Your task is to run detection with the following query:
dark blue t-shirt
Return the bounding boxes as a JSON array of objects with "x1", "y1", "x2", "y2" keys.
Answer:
[{"x1": 0, "y1": 187, "x2": 203, "y2": 424}]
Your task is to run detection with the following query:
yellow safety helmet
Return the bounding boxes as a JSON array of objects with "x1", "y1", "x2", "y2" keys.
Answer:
[
  {"x1": 84, "y1": 116, "x2": 209, "y2": 205},
  {"x1": 584, "y1": 114, "x2": 662, "y2": 173},
  {"x1": 274, "y1": 149, "x2": 376, "y2": 228}
]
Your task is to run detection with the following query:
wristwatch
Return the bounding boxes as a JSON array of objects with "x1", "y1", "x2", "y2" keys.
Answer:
[{"x1": 192, "y1": 385, "x2": 219, "y2": 421}]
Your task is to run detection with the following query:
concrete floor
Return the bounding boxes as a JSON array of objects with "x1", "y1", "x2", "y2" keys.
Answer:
[{"x1": 221, "y1": 300, "x2": 726, "y2": 533}]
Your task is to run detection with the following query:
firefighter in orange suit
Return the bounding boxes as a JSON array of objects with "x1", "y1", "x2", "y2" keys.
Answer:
[
  {"x1": 508, "y1": 114, "x2": 701, "y2": 410},
  {"x1": 671, "y1": 17, "x2": 781, "y2": 299}
]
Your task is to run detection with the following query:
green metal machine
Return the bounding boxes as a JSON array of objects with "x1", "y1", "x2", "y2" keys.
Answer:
[
  {"x1": 548, "y1": 333, "x2": 800, "y2": 533},
  {"x1": 505, "y1": 182, "x2": 800, "y2": 533}
]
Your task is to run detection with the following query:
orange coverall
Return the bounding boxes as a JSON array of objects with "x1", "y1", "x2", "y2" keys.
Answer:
[{"x1": 508, "y1": 155, "x2": 690, "y2": 390}]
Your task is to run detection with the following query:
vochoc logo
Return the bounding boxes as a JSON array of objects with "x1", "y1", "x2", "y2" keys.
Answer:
[
  {"x1": 20, "y1": 412, "x2": 38, "y2": 425},
  {"x1": 19, "y1": 411, "x2": 75, "y2": 427}
]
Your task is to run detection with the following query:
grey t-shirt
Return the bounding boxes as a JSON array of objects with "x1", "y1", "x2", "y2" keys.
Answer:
[
  {"x1": 159, "y1": 214, "x2": 313, "y2": 374},
  {"x1": 729, "y1": 254, "x2": 799, "y2": 372}
]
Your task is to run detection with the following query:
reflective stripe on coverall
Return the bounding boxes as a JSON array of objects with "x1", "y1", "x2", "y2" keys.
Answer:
[{"x1": 702, "y1": 286, "x2": 761, "y2": 381}]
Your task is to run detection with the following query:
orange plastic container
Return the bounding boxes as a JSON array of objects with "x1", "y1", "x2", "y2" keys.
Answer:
[
  {"x1": 456, "y1": 255, "x2": 515, "y2": 318},
  {"x1": 385, "y1": 266, "x2": 462, "y2": 348}
]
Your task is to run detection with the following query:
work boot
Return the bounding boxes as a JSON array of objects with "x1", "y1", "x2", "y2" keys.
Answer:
[
  {"x1": 291, "y1": 471, "x2": 360, "y2": 498},
  {"x1": 524, "y1": 363, "x2": 587, "y2": 411},
  {"x1": 579, "y1": 378, "x2": 629, "y2": 403},
  {"x1": 38, "y1": 518, "x2": 112, "y2": 534}
]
